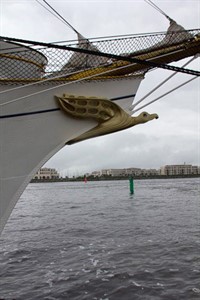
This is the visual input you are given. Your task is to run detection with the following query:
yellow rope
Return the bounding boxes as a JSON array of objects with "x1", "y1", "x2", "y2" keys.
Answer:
[
  {"x1": 0, "y1": 74, "x2": 137, "y2": 83},
  {"x1": 0, "y1": 53, "x2": 46, "y2": 69},
  {"x1": 51, "y1": 37, "x2": 200, "y2": 81}
]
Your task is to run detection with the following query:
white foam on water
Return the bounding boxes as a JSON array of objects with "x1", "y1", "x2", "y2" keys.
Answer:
[
  {"x1": 131, "y1": 280, "x2": 141, "y2": 287},
  {"x1": 82, "y1": 268, "x2": 91, "y2": 273},
  {"x1": 156, "y1": 282, "x2": 164, "y2": 287},
  {"x1": 192, "y1": 288, "x2": 200, "y2": 293},
  {"x1": 79, "y1": 245, "x2": 85, "y2": 250}
]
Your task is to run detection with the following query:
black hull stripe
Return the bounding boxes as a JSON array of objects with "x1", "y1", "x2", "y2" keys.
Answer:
[
  {"x1": 0, "y1": 94, "x2": 135, "y2": 119},
  {"x1": 0, "y1": 108, "x2": 60, "y2": 119}
]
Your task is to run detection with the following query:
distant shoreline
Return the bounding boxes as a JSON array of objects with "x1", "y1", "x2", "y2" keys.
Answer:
[{"x1": 31, "y1": 174, "x2": 200, "y2": 183}]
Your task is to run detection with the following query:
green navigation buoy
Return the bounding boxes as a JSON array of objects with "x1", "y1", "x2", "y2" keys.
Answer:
[{"x1": 129, "y1": 176, "x2": 134, "y2": 194}]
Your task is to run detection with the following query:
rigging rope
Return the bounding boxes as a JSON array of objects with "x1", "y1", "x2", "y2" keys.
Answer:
[
  {"x1": 131, "y1": 56, "x2": 197, "y2": 110},
  {"x1": 38, "y1": 0, "x2": 79, "y2": 35},
  {"x1": 35, "y1": 0, "x2": 69, "y2": 28},
  {"x1": 0, "y1": 61, "x2": 141, "y2": 106},
  {"x1": 132, "y1": 75, "x2": 198, "y2": 113},
  {"x1": 144, "y1": 0, "x2": 172, "y2": 21},
  {"x1": 0, "y1": 67, "x2": 94, "y2": 95}
]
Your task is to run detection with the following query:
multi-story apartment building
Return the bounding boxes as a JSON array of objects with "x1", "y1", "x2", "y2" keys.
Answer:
[
  {"x1": 140, "y1": 168, "x2": 159, "y2": 176},
  {"x1": 33, "y1": 168, "x2": 60, "y2": 180},
  {"x1": 160, "y1": 164, "x2": 199, "y2": 176},
  {"x1": 125, "y1": 168, "x2": 142, "y2": 176},
  {"x1": 100, "y1": 169, "x2": 127, "y2": 177},
  {"x1": 98, "y1": 168, "x2": 158, "y2": 177}
]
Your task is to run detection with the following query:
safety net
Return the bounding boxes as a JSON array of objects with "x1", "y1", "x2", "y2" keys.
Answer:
[{"x1": 0, "y1": 26, "x2": 200, "y2": 84}]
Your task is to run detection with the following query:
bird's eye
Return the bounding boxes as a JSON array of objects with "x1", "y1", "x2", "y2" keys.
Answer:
[{"x1": 143, "y1": 113, "x2": 147, "y2": 117}]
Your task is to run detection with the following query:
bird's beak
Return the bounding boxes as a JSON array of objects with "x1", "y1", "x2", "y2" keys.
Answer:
[{"x1": 150, "y1": 113, "x2": 159, "y2": 120}]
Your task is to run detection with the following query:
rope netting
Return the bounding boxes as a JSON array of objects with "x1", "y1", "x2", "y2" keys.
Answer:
[{"x1": 0, "y1": 29, "x2": 200, "y2": 84}]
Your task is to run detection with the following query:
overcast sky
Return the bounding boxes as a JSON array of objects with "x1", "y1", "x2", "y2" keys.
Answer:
[{"x1": 1, "y1": 0, "x2": 199, "y2": 176}]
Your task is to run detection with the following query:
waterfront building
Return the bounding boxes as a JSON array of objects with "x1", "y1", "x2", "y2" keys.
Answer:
[
  {"x1": 125, "y1": 168, "x2": 142, "y2": 176},
  {"x1": 91, "y1": 171, "x2": 101, "y2": 177},
  {"x1": 98, "y1": 168, "x2": 159, "y2": 177},
  {"x1": 160, "y1": 164, "x2": 199, "y2": 176},
  {"x1": 140, "y1": 168, "x2": 159, "y2": 176},
  {"x1": 92, "y1": 164, "x2": 199, "y2": 178},
  {"x1": 33, "y1": 168, "x2": 60, "y2": 180},
  {"x1": 100, "y1": 169, "x2": 127, "y2": 177}
]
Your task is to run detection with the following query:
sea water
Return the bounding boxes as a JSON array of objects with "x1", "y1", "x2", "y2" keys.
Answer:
[{"x1": 0, "y1": 178, "x2": 200, "y2": 300}]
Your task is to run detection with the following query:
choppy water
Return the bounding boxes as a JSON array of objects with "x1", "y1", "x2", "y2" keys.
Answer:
[{"x1": 0, "y1": 178, "x2": 200, "y2": 300}]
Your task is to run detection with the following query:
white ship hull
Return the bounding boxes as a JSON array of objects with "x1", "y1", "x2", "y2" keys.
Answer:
[{"x1": 0, "y1": 77, "x2": 142, "y2": 233}]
